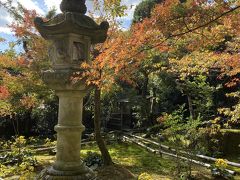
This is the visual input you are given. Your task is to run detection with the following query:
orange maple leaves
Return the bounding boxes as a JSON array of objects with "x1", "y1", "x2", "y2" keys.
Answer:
[
  {"x1": 0, "y1": 86, "x2": 10, "y2": 100},
  {"x1": 10, "y1": 9, "x2": 37, "y2": 37},
  {"x1": 218, "y1": 54, "x2": 240, "y2": 87}
]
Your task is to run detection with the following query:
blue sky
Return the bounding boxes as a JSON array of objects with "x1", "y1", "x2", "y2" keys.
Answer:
[{"x1": 0, "y1": 0, "x2": 142, "y2": 53}]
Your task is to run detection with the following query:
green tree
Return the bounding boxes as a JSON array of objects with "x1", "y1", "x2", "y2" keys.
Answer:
[
  {"x1": 133, "y1": 0, "x2": 164, "y2": 23},
  {"x1": 79, "y1": 0, "x2": 128, "y2": 166}
]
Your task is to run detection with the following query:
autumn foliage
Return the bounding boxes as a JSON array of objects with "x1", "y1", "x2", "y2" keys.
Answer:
[
  {"x1": 0, "y1": 0, "x2": 239, "y2": 133},
  {"x1": 0, "y1": 85, "x2": 10, "y2": 100}
]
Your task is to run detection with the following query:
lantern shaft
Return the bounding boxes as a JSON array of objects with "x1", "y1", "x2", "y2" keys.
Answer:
[{"x1": 35, "y1": 0, "x2": 109, "y2": 179}]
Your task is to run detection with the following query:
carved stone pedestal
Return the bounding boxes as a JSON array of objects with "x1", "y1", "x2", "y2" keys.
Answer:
[
  {"x1": 37, "y1": 72, "x2": 95, "y2": 180},
  {"x1": 34, "y1": 0, "x2": 109, "y2": 179},
  {"x1": 39, "y1": 165, "x2": 95, "y2": 180}
]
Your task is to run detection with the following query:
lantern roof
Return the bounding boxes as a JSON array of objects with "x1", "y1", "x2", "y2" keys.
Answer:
[{"x1": 34, "y1": 0, "x2": 109, "y2": 44}]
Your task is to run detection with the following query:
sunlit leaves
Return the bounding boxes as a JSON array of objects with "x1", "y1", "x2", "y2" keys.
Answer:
[
  {"x1": 0, "y1": 54, "x2": 47, "y2": 117},
  {"x1": 10, "y1": 9, "x2": 38, "y2": 38},
  {"x1": 0, "y1": 100, "x2": 13, "y2": 117},
  {"x1": 20, "y1": 93, "x2": 38, "y2": 109},
  {"x1": 218, "y1": 92, "x2": 240, "y2": 127},
  {"x1": 0, "y1": 86, "x2": 10, "y2": 100}
]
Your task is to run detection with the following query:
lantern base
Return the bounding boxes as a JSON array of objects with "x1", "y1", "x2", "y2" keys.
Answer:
[{"x1": 37, "y1": 166, "x2": 96, "y2": 180}]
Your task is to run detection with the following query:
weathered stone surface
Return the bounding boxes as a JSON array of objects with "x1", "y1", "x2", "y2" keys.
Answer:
[
  {"x1": 45, "y1": 33, "x2": 91, "y2": 70},
  {"x1": 37, "y1": 89, "x2": 95, "y2": 180},
  {"x1": 34, "y1": 13, "x2": 109, "y2": 44},
  {"x1": 35, "y1": 0, "x2": 108, "y2": 179},
  {"x1": 42, "y1": 70, "x2": 89, "y2": 90},
  {"x1": 37, "y1": 166, "x2": 96, "y2": 180},
  {"x1": 60, "y1": 0, "x2": 87, "y2": 14}
]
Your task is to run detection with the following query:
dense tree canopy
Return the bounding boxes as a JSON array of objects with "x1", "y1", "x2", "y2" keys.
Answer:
[
  {"x1": 0, "y1": 0, "x2": 239, "y2": 144},
  {"x1": 0, "y1": 0, "x2": 240, "y2": 179},
  {"x1": 133, "y1": 0, "x2": 164, "y2": 23}
]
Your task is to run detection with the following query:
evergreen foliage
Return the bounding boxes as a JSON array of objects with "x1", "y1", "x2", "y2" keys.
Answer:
[{"x1": 133, "y1": 0, "x2": 164, "y2": 23}]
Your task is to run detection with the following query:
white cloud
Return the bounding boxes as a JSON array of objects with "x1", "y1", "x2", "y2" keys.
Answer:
[
  {"x1": 0, "y1": 0, "x2": 142, "y2": 36},
  {"x1": 0, "y1": 9, "x2": 12, "y2": 24},
  {"x1": 116, "y1": 0, "x2": 142, "y2": 29},
  {"x1": 18, "y1": 0, "x2": 45, "y2": 15},
  {"x1": 122, "y1": 0, "x2": 142, "y2": 20},
  {"x1": 43, "y1": 0, "x2": 62, "y2": 13},
  {"x1": 0, "y1": 0, "x2": 45, "y2": 34},
  {"x1": 0, "y1": 27, "x2": 13, "y2": 34},
  {"x1": 43, "y1": 0, "x2": 95, "y2": 14},
  {"x1": 42, "y1": 0, "x2": 141, "y2": 22},
  {"x1": 42, "y1": 0, "x2": 97, "y2": 14},
  {"x1": 0, "y1": 0, "x2": 45, "y2": 14},
  {"x1": 0, "y1": 6, "x2": 13, "y2": 34}
]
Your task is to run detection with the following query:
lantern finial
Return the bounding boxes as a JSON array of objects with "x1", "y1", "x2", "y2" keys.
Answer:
[{"x1": 60, "y1": 0, "x2": 87, "y2": 14}]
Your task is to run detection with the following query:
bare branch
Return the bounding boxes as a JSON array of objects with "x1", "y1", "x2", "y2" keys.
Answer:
[{"x1": 169, "y1": 5, "x2": 240, "y2": 38}]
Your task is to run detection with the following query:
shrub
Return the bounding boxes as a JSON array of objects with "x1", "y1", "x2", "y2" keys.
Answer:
[
  {"x1": 84, "y1": 152, "x2": 103, "y2": 170},
  {"x1": 138, "y1": 172, "x2": 153, "y2": 180},
  {"x1": 210, "y1": 159, "x2": 233, "y2": 179},
  {"x1": 0, "y1": 136, "x2": 37, "y2": 178}
]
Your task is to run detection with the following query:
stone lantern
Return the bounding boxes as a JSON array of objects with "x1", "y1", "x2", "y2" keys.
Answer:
[{"x1": 34, "y1": 0, "x2": 109, "y2": 179}]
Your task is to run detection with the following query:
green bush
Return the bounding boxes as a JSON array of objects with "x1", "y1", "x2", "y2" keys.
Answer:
[
  {"x1": 0, "y1": 136, "x2": 37, "y2": 178},
  {"x1": 138, "y1": 172, "x2": 153, "y2": 180},
  {"x1": 84, "y1": 152, "x2": 103, "y2": 169}
]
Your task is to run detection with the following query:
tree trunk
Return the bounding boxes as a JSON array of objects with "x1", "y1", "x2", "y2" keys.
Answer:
[
  {"x1": 24, "y1": 108, "x2": 32, "y2": 136},
  {"x1": 187, "y1": 95, "x2": 194, "y2": 119},
  {"x1": 94, "y1": 87, "x2": 113, "y2": 166},
  {"x1": 142, "y1": 72, "x2": 149, "y2": 98}
]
